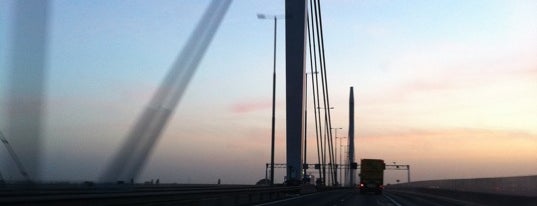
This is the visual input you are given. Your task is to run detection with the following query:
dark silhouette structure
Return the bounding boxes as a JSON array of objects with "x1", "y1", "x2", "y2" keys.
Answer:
[
  {"x1": 348, "y1": 87, "x2": 356, "y2": 186},
  {"x1": 285, "y1": 0, "x2": 308, "y2": 182}
]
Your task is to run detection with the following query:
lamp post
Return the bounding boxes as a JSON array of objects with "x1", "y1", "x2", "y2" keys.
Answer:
[
  {"x1": 317, "y1": 106, "x2": 334, "y2": 185},
  {"x1": 304, "y1": 71, "x2": 319, "y2": 165},
  {"x1": 331, "y1": 127, "x2": 342, "y2": 186},
  {"x1": 338, "y1": 136, "x2": 347, "y2": 185},
  {"x1": 331, "y1": 127, "x2": 343, "y2": 164},
  {"x1": 258, "y1": 13, "x2": 284, "y2": 185},
  {"x1": 303, "y1": 71, "x2": 319, "y2": 179}
]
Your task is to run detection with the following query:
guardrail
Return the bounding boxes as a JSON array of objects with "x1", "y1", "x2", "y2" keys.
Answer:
[
  {"x1": 0, "y1": 184, "x2": 302, "y2": 205},
  {"x1": 386, "y1": 187, "x2": 537, "y2": 206},
  {"x1": 388, "y1": 175, "x2": 537, "y2": 197}
]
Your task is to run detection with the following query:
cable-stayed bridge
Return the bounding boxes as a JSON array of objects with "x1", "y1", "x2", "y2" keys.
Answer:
[{"x1": 0, "y1": 0, "x2": 535, "y2": 205}]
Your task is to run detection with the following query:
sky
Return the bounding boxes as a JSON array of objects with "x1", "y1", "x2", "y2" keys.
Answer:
[{"x1": 1, "y1": 0, "x2": 536, "y2": 185}]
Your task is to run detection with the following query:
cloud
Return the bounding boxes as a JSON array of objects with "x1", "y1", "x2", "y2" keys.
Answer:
[
  {"x1": 230, "y1": 100, "x2": 272, "y2": 113},
  {"x1": 354, "y1": 126, "x2": 537, "y2": 179},
  {"x1": 360, "y1": 127, "x2": 537, "y2": 141},
  {"x1": 359, "y1": 127, "x2": 537, "y2": 162},
  {"x1": 358, "y1": 32, "x2": 537, "y2": 107}
]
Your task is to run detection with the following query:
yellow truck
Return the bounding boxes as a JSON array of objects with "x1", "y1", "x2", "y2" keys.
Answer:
[{"x1": 359, "y1": 159, "x2": 385, "y2": 194}]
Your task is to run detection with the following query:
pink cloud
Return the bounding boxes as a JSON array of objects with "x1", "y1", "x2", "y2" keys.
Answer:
[
  {"x1": 230, "y1": 100, "x2": 272, "y2": 113},
  {"x1": 359, "y1": 127, "x2": 537, "y2": 142},
  {"x1": 514, "y1": 67, "x2": 537, "y2": 77},
  {"x1": 362, "y1": 63, "x2": 537, "y2": 106}
]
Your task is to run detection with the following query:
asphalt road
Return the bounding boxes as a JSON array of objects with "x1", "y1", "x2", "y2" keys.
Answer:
[
  {"x1": 2, "y1": 185, "x2": 534, "y2": 206},
  {"x1": 255, "y1": 189, "x2": 537, "y2": 206},
  {"x1": 255, "y1": 189, "x2": 507, "y2": 206},
  {"x1": 257, "y1": 189, "x2": 399, "y2": 206}
]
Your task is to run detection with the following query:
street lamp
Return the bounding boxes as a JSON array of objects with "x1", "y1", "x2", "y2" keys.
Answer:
[
  {"x1": 331, "y1": 127, "x2": 342, "y2": 186},
  {"x1": 258, "y1": 13, "x2": 284, "y2": 186},
  {"x1": 316, "y1": 106, "x2": 334, "y2": 185},
  {"x1": 338, "y1": 136, "x2": 347, "y2": 184},
  {"x1": 303, "y1": 72, "x2": 315, "y2": 177},
  {"x1": 331, "y1": 127, "x2": 343, "y2": 142},
  {"x1": 303, "y1": 71, "x2": 321, "y2": 178}
]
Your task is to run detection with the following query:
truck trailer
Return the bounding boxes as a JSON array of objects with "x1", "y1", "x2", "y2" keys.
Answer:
[{"x1": 359, "y1": 159, "x2": 385, "y2": 194}]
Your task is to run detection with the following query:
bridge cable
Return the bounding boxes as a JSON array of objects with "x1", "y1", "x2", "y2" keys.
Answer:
[
  {"x1": 307, "y1": 0, "x2": 338, "y2": 186},
  {"x1": 306, "y1": 0, "x2": 338, "y2": 186},
  {"x1": 313, "y1": 0, "x2": 336, "y2": 186},
  {"x1": 314, "y1": 0, "x2": 338, "y2": 187},
  {"x1": 308, "y1": 0, "x2": 327, "y2": 185},
  {"x1": 306, "y1": 11, "x2": 323, "y2": 184}
]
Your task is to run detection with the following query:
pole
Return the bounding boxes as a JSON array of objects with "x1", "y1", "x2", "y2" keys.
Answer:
[
  {"x1": 265, "y1": 163, "x2": 268, "y2": 181},
  {"x1": 338, "y1": 137, "x2": 346, "y2": 185},
  {"x1": 331, "y1": 127, "x2": 341, "y2": 186},
  {"x1": 407, "y1": 165, "x2": 411, "y2": 183},
  {"x1": 303, "y1": 73, "x2": 308, "y2": 178},
  {"x1": 339, "y1": 137, "x2": 342, "y2": 185},
  {"x1": 334, "y1": 135, "x2": 337, "y2": 186},
  {"x1": 270, "y1": 17, "x2": 277, "y2": 185}
]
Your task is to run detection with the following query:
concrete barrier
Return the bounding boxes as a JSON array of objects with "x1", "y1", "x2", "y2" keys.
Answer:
[{"x1": 389, "y1": 175, "x2": 537, "y2": 197}]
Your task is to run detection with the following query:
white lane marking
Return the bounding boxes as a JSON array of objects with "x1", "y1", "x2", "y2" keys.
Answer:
[
  {"x1": 383, "y1": 193, "x2": 403, "y2": 206},
  {"x1": 254, "y1": 193, "x2": 317, "y2": 206}
]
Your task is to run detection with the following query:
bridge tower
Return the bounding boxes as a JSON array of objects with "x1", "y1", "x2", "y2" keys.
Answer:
[
  {"x1": 348, "y1": 87, "x2": 356, "y2": 186},
  {"x1": 285, "y1": 0, "x2": 307, "y2": 182}
]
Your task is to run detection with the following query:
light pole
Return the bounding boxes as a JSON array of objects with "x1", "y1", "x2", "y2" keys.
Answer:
[
  {"x1": 331, "y1": 127, "x2": 342, "y2": 186},
  {"x1": 317, "y1": 106, "x2": 334, "y2": 185},
  {"x1": 303, "y1": 71, "x2": 319, "y2": 179},
  {"x1": 338, "y1": 136, "x2": 347, "y2": 185},
  {"x1": 258, "y1": 13, "x2": 284, "y2": 185},
  {"x1": 407, "y1": 165, "x2": 411, "y2": 183}
]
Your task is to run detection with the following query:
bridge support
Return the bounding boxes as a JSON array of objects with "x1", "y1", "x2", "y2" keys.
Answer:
[
  {"x1": 285, "y1": 0, "x2": 307, "y2": 183},
  {"x1": 348, "y1": 87, "x2": 356, "y2": 186}
]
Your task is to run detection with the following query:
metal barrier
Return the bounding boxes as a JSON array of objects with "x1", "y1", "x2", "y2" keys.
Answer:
[
  {"x1": 388, "y1": 175, "x2": 537, "y2": 197},
  {"x1": 0, "y1": 184, "x2": 302, "y2": 205}
]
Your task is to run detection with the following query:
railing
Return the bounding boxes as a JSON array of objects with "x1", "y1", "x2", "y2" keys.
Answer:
[
  {"x1": 0, "y1": 184, "x2": 302, "y2": 205},
  {"x1": 388, "y1": 175, "x2": 537, "y2": 197}
]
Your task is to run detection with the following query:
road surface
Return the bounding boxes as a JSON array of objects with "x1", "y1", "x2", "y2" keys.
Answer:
[
  {"x1": 256, "y1": 189, "x2": 535, "y2": 206},
  {"x1": 258, "y1": 190, "x2": 392, "y2": 206}
]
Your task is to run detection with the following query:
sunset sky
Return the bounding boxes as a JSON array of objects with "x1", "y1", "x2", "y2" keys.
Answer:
[{"x1": 1, "y1": 0, "x2": 536, "y2": 184}]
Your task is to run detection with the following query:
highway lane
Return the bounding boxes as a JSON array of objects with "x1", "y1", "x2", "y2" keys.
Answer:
[
  {"x1": 2, "y1": 185, "x2": 534, "y2": 205},
  {"x1": 260, "y1": 189, "x2": 460, "y2": 206},
  {"x1": 385, "y1": 191, "x2": 472, "y2": 206},
  {"x1": 386, "y1": 189, "x2": 537, "y2": 206},
  {"x1": 257, "y1": 189, "x2": 399, "y2": 206},
  {"x1": 257, "y1": 189, "x2": 525, "y2": 206}
]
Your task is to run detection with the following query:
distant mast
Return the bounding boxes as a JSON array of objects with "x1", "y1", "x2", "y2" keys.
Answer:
[{"x1": 348, "y1": 86, "x2": 356, "y2": 186}]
